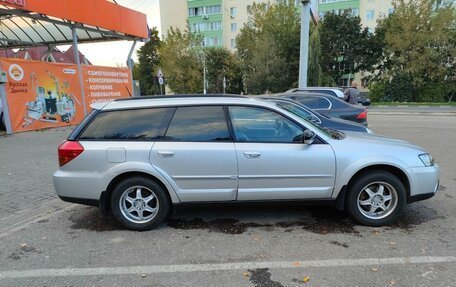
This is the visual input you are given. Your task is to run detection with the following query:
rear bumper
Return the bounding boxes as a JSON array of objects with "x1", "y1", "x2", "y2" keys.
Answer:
[
  {"x1": 58, "y1": 195, "x2": 99, "y2": 207},
  {"x1": 53, "y1": 169, "x2": 104, "y2": 200}
]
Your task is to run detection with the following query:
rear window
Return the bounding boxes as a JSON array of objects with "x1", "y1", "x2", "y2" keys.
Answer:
[{"x1": 79, "y1": 108, "x2": 174, "y2": 140}]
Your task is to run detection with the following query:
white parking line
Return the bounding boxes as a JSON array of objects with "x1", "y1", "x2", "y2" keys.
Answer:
[{"x1": 1, "y1": 256, "x2": 455, "y2": 279}]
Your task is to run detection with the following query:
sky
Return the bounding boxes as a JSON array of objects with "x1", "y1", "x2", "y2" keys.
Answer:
[{"x1": 74, "y1": 0, "x2": 160, "y2": 67}]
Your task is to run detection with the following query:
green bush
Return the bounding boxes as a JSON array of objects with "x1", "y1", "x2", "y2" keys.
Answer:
[
  {"x1": 417, "y1": 82, "x2": 446, "y2": 102},
  {"x1": 368, "y1": 80, "x2": 387, "y2": 102},
  {"x1": 387, "y1": 74, "x2": 414, "y2": 102}
]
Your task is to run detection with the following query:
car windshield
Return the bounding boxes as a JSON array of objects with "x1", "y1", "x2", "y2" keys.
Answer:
[{"x1": 268, "y1": 100, "x2": 330, "y2": 137}]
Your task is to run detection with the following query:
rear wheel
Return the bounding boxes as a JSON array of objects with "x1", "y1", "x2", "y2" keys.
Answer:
[
  {"x1": 347, "y1": 171, "x2": 406, "y2": 226},
  {"x1": 111, "y1": 176, "x2": 170, "y2": 231}
]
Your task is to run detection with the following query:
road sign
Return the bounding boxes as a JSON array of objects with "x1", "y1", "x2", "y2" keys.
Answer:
[
  {"x1": 157, "y1": 68, "x2": 163, "y2": 78},
  {"x1": 158, "y1": 77, "x2": 164, "y2": 86}
]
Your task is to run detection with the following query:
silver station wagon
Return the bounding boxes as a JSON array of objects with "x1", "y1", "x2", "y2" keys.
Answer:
[{"x1": 53, "y1": 95, "x2": 439, "y2": 231}]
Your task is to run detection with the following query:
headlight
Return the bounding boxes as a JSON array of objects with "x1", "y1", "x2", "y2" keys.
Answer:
[{"x1": 419, "y1": 153, "x2": 434, "y2": 167}]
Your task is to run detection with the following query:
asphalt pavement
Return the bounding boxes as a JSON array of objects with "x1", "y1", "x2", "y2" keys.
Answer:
[{"x1": 0, "y1": 109, "x2": 455, "y2": 286}]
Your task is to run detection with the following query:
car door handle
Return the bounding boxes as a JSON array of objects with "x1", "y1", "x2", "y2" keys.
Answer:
[
  {"x1": 157, "y1": 151, "x2": 174, "y2": 158},
  {"x1": 244, "y1": 152, "x2": 261, "y2": 159}
]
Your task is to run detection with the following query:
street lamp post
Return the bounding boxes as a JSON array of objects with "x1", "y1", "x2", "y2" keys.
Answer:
[
  {"x1": 299, "y1": 0, "x2": 311, "y2": 88},
  {"x1": 203, "y1": 49, "x2": 207, "y2": 94}
]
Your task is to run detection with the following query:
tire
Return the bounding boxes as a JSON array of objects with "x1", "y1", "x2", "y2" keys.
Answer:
[
  {"x1": 111, "y1": 176, "x2": 170, "y2": 231},
  {"x1": 346, "y1": 171, "x2": 406, "y2": 226}
]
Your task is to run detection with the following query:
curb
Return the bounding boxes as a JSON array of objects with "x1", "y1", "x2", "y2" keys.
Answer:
[{"x1": 368, "y1": 111, "x2": 456, "y2": 116}]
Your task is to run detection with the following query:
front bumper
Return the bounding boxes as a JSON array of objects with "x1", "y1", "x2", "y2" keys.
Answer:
[{"x1": 407, "y1": 164, "x2": 440, "y2": 203}]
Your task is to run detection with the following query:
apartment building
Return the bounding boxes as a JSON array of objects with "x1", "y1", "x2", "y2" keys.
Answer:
[
  {"x1": 159, "y1": 0, "x2": 400, "y2": 48},
  {"x1": 188, "y1": 0, "x2": 272, "y2": 50},
  {"x1": 318, "y1": 0, "x2": 360, "y2": 19},
  {"x1": 360, "y1": 0, "x2": 394, "y2": 33},
  {"x1": 158, "y1": 0, "x2": 283, "y2": 50},
  {"x1": 157, "y1": 0, "x2": 187, "y2": 38},
  {"x1": 318, "y1": 0, "x2": 394, "y2": 30}
]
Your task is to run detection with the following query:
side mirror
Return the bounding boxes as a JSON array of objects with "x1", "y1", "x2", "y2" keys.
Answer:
[{"x1": 303, "y1": 130, "x2": 316, "y2": 145}]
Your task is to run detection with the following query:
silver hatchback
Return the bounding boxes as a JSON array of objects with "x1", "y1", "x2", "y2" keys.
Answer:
[{"x1": 53, "y1": 95, "x2": 439, "y2": 230}]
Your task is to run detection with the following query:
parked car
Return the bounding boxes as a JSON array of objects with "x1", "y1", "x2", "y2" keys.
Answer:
[
  {"x1": 281, "y1": 92, "x2": 368, "y2": 126},
  {"x1": 53, "y1": 95, "x2": 439, "y2": 231},
  {"x1": 287, "y1": 87, "x2": 370, "y2": 106},
  {"x1": 259, "y1": 96, "x2": 373, "y2": 133}
]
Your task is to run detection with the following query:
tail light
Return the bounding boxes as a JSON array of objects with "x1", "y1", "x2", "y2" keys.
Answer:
[
  {"x1": 58, "y1": 141, "x2": 84, "y2": 167},
  {"x1": 357, "y1": 110, "x2": 367, "y2": 120}
]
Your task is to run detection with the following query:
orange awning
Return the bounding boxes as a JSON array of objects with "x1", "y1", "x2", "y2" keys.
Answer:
[{"x1": 1, "y1": 0, "x2": 148, "y2": 40}]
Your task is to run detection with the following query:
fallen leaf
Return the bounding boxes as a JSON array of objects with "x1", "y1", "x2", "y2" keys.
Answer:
[
  {"x1": 303, "y1": 276, "x2": 310, "y2": 282},
  {"x1": 252, "y1": 235, "x2": 261, "y2": 241},
  {"x1": 389, "y1": 242, "x2": 396, "y2": 245},
  {"x1": 388, "y1": 280, "x2": 396, "y2": 286},
  {"x1": 371, "y1": 267, "x2": 379, "y2": 272},
  {"x1": 140, "y1": 274, "x2": 147, "y2": 278},
  {"x1": 372, "y1": 230, "x2": 380, "y2": 235},
  {"x1": 292, "y1": 261, "x2": 301, "y2": 267},
  {"x1": 243, "y1": 271, "x2": 250, "y2": 277}
]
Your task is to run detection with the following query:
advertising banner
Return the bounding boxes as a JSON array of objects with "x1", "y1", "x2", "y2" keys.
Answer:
[
  {"x1": 0, "y1": 59, "x2": 133, "y2": 133},
  {"x1": 82, "y1": 65, "x2": 133, "y2": 111},
  {"x1": 0, "y1": 58, "x2": 84, "y2": 133}
]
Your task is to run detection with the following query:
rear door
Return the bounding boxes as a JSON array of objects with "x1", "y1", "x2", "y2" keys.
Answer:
[
  {"x1": 228, "y1": 106, "x2": 336, "y2": 201},
  {"x1": 150, "y1": 106, "x2": 238, "y2": 202}
]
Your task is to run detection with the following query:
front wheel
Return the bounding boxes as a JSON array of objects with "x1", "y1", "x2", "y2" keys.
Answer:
[
  {"x1": 346, "y1": 171, "x2": 406, "y2": 226},
  {"x1": 111, "y1": 176, "x2": 170, "y2": 231}
]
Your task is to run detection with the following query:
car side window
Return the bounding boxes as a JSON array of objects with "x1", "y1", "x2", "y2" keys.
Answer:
[
  {"x1": 294, "y1": 97, "x2": 319, "y2": 109},
  {"x1": 165, "y1": 106, "x2": 231, "y2": 142},
  {"x1": 229, "y1": 106, "x2": 304, "y2": 143},
  {"x1": 318, "y1": 98, "x2": 331, "y2": 109},
  {"x1": 79, "y1": 108, "x2": 174, "y2": 140}
]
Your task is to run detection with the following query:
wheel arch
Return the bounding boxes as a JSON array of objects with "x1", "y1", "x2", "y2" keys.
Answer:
[
  {"x1": 337, "y1": 164, "x2": 411, "y2": 211},
  {"x1": 101, "y1": 171, "x2": 179, "y2": 213}
]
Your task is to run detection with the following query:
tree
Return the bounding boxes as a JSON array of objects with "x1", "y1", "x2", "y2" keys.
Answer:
[
  {"x1": 236, "y1": 2, "x2": 301, "y2": 94},
  {"x1": 133, "y1": 27, "x2": 161, "y2": 95},
  {"x1": 319, "y1": 11, "x2": 379, "y2": 85},
  {"x1": 373, "y1": 0, "x2": 456, "y2": 102},
  {"x1": 205, "y1": 47, "x2": 243, "y2": 94},
  {"x1": 158, "y1": 27, "x2": 203, "y2": 94},
  {"x1": 307, "y1": 24, "x2": 322, "y2": 86}
]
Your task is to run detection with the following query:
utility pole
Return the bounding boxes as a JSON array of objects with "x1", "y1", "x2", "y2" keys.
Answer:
[
  {"x1": 203, "y1": 52, "x2": 207, "y2": 94},
  {"x1": 299, "y1": 0, "x2": 311, "y2": 88}
]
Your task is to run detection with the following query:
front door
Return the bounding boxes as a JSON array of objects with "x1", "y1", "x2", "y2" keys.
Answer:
[{"x1": 228, "y1": 106, "x2": 336, "y2": 201}]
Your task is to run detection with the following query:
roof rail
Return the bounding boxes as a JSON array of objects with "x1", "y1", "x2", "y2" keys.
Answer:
[{"x1": 115, "y1": 94, "x2": 248, "y2": 102}]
